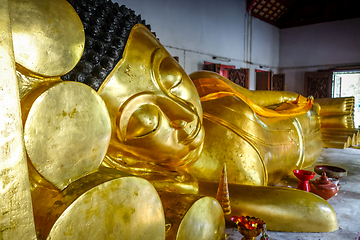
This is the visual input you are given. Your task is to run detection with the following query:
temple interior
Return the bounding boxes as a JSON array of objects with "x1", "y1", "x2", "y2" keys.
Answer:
[
  {"x1": 118, "y1": 0, "x2": 360, "y2": 95},
  {"x1": 106, "y1": 2, "x2": 360, "y2": 238},
  {"x1": 1, "y1": 0, "x2": 360, "y2": 239}
]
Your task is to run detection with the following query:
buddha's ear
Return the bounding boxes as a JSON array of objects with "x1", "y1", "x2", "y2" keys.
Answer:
[{"x1": 10, "y1": 0, "x2": 84, "y2": 78}]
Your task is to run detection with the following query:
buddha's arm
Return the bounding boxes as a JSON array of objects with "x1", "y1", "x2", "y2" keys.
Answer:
[{"x1": 198, "y1": 181, "x2": 338, "y2": 232}]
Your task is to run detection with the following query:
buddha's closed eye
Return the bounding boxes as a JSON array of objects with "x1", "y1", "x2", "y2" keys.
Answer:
[
  {"x1": 159, "y1": 56, "x2": 183, "y2": 94},
  {"x1": 125, "y1": 104, "x2": 160, "y2": 139}
]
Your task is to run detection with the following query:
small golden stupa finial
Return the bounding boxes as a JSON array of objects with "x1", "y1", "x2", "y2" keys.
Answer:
[{"x1": 216, "y1": 163, "x2": 231, "y2": 215}]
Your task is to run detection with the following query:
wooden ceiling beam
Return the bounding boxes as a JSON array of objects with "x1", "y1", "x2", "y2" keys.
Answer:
[
  {"x1": 247, "y1": 0, "x2": 257, "y2": 12},
  {"x1": 251, "y1": 12, "x2": 280, "y2": 27},
  {"x1": 275, "y1": 0, "x2": 295, "y2": 7},
  {"x1": 277, "y1": 0, "x2": 360, "y2": 28}
]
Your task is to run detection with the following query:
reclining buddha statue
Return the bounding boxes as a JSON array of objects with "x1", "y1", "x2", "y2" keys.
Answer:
[{"x1": 2, "y1": 0, "x2": 338, "y2": 239}]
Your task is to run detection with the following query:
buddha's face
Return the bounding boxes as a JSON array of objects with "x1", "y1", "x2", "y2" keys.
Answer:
[{"x1": 99, "y1": 24, "x2": 204, "y2": 168}]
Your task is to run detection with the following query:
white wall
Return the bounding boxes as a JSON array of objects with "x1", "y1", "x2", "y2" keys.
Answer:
[
  {"x1": 250, "y1": 17, "x2": 280, "y2": 89},
  {"x1": 108, "y1": 1, "x2": 360, "y2": 94},
  {"x1": 114, "y1": 0, "x2": 281, "y2": 89},
  {"x1": 251, "y1": 17, "x2": 280, "y2": 69},
  {"x1": 280, "y1": 18, "x2": 360, "y2": 95}
]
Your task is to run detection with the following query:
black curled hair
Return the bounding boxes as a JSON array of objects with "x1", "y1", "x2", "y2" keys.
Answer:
[{"x1": 62, "y1": 0, "x2": 154, "y2": 90}]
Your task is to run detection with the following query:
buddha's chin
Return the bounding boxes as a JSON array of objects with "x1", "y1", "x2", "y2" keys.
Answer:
[
  {"x1": 188, "y1": 125, "x2": 205, "y2": 151},
  {"x1": 177, "y1": 141, "x2": 204, "y2": 168},
  {"x1": 103, "y1": 139, "x2": 203, "y2": 171}
]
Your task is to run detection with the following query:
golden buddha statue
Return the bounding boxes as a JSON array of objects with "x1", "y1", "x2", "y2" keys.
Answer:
[
  {"x1": 8, "y1": 0, "x2": 223, "y2": 239},
  {"x1": 1, "y1": 0, "x2": 338, "y2": 239},
  {"x1": 58, "y1": 0, "x2": 336, "y2": 233}
]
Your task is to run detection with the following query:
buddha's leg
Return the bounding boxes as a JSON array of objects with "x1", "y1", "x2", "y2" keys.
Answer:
[{"x1": 198, "y1": 181, "x2": 338, "y2": 232}]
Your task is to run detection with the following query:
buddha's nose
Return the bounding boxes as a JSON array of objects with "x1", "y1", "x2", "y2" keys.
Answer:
[
  {"x1": 171, "y1": 118, "x2": 197, "y2": 135},
  {"x1": 171, "y1": 119, "x2": 187, "y2": 129}
]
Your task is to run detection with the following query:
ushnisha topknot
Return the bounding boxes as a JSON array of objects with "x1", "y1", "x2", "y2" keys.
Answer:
[{"x1": 62, "y1": 0, "x2": 155, "y2": 90}]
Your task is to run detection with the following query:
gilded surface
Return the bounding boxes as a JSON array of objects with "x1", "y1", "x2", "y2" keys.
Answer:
[
  {"x1": 22, "y1": 81, "x2": 111, "y2": 190},
  {"x1": 198, "y1": 181, "x2": 338, "y2": 232},
  {"x1": 99, "y1": 24, "x2": 205, "y2": 194},
  {"x1": 316, "y1": 97, "x2": 357, "y2": 148},
  {"x1": 160, "y1": 193, "x2": 225, "y2": 240},
  {"x1": 5, "y1": 1, "x2": 167, "y2": 239},
  {"x1": 188, "y1": 71, "x2": 324, "y2": 185},
  {"x1": 10, "y1": 0, "x2": 84, "y2": 77},
  {"x1": 46, "y1": 177, "x2": 165, "y2": 240},
  {"x1": 0, "y1": 0, "x2": 36, "y2": 238},
  {"x1": 21, "y1": 80, "x2": 166, "y2": 239},
  {"x1": 316, "y1": 97, "x2": 355, "y2": 129},
  {"x1": 176, "y1": 197, "x2": 225, "y2": 240}
]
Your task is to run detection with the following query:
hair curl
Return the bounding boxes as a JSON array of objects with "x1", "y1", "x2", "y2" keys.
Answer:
[{"x1": 62, "y1": 0, "x2": 154, "y2": 90}]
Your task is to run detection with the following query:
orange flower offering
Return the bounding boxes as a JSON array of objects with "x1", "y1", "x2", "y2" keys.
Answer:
[{"x1": 231, "y1": 215, "x2": 264, "y2": 230}]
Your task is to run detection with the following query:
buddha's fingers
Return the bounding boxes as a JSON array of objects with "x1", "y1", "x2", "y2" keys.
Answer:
[{"x1": 159, "y1": 193, "x2": 225, "y2": 240}]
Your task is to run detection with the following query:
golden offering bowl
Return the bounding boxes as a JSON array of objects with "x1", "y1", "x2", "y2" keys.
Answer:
[
  {"x1": 231, "y1": 216, "x2": 264, "y2": 240},
  {"x1": 238, "y1": 226, "x2": 263, "y2": 240}
]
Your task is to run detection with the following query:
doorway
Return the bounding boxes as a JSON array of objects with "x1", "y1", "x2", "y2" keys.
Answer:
[
  {"x1": 255, "y1": 71, "x2": 285, "y2": 91},
  {"x1": 332, "y1": 71, "x2": 360, "y2": 128}
]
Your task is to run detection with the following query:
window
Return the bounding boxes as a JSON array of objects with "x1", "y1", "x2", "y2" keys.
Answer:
[{"x1": 332, "y1": 71, "x2": 360, "y2": 128}]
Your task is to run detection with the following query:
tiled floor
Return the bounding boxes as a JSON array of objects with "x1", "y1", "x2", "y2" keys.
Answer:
[{"x1": 225, "y1": 147, "x2": 360, "y2": 240}]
